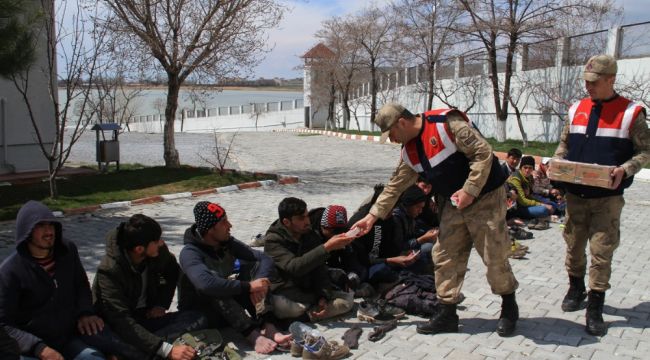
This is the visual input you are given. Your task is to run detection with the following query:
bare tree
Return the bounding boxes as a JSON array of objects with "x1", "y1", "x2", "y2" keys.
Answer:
[
  {"x1": 198, "y1": 130, "x2": 238, "y2": 175},
  {"x1": 95, "y1": 0, "x2": 284, "y2": 168},
  {"x1": 392, "y1": 0, "x2": 461, "y2": 109},
  {"x1": 316, "y1": 16, "x2": 366, "y2": 129},
  {"x1": 434, "y1": 75, "x2": 484, "y2": 113},
  {"x1": 347, "y1": 6, "x2": 395, "y2": 124},
  {"x1": 10, "y1": 0, "x2": 104, "y2": 197},
  {"x1": 456, "y1": 0, "x2": 614, "y2": 141}
]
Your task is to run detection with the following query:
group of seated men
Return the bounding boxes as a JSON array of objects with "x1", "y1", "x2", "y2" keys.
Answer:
[
  {"x1": 501, "y1": 148, "x2": 566, "y2": 242},
  {"x1": 0, "y1": 181, "x2": 441, "y2": 360}
]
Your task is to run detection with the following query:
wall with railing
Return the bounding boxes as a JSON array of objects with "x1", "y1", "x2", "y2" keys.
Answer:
[
  {"x1": 127, "y1": 99, "x2": 305, "y2": 133},
  {"x1": 342, "y1": 22, "x2": 650, "y2": 141}
]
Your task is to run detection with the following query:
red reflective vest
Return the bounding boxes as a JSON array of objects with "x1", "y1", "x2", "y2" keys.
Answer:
[{"x1": 401, "y1": 109, "x2": 504, "y2": 197}]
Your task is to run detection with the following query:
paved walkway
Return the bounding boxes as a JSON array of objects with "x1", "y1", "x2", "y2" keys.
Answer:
[{"x1": 2, "y1": 131, "x2": 650, "y2": 359}]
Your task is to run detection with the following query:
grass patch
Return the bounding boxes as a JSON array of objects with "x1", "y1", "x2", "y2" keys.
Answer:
[
  {"x1": 0, "y1": 164, "x2": 273, "y2": 221},
  {"x1": 485, "y1": 138, "x2": 559, "y2": 157}
]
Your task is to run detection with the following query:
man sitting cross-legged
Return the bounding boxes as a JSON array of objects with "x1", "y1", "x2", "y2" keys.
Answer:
[
  {"x1": 178, "y1": 201, "x2": 291, "y2": 354},
  {"x1": 264, "y1": 197, "x2": 355, "y2": 322}
]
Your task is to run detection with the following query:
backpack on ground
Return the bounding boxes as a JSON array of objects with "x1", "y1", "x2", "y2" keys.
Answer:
[{"x1": 383, "y1": 271, "x2": 438, "y2": 316}]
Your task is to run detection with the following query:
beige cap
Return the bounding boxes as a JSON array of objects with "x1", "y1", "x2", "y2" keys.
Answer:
[
  {"x1": 375, "y1": 103, "x2": 407, "y2": 144},
  {"x1": 583, "y1": 54, "x2": 617, "y2": 81}
]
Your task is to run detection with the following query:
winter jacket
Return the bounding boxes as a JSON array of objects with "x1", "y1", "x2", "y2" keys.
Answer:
[
  {"x1": 0, "y1": 201, "x2": 94, "y2": 356},
  {"x1": 263, "y1": 219, "x2": 332, "y2": 304},
  {"x1": 92, "y1": 226, "x2": 180, "y2": 357},
  {"x1": 507, "y1": 170, "x2": 542, "y2": 207},
  {"x1": 178, "y1": 225, "x2": 274, "y2": 310},
  {"x1": 0, "y1": 326, "x2": 19, "y2": 359},
  {"x1": 391, "y1": 206, "x2": 423, "y2": 252}
]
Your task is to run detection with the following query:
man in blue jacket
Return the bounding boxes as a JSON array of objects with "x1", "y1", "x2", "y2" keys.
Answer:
[
  {"x1": 0, "y1": 201, "x2": 107, "y2": 359},
  {"x1": 178, "y1": 201, "x2": 290, "y2": 354}
]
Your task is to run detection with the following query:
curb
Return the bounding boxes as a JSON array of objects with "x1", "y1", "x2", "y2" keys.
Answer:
[{"x1": 61, "y1": 173, "x2": 300, "y2": 217}]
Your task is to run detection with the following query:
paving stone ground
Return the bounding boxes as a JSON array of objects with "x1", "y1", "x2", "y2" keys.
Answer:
[{"x1": 2, "y1": 131, "x2": 650, "y2": 359}]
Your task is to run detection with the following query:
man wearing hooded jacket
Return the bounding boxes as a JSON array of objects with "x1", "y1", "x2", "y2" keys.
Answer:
[{"x1": 0, "y1": 201, "x2": 107, "y2": 359}]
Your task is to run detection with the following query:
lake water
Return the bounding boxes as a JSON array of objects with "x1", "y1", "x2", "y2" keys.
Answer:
[{"x1": 59, "y1": 88, "x2": 303, "y2": 118}]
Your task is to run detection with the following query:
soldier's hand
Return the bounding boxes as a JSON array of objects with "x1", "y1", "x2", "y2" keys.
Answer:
[
  {"x1": 38, "y1": 346, "x2": 64, "y2": 360},
  {"x1": 610, "y1": 166, "x2": 626, "y2": 189},
  {"x1": 249, "y1": 278, "x2": 271, "y2": 293},
  {"x1": 351, "y1": 213, "x2": 377, "y2": 237},
  {"x1": 323, "y1": 233, "x2": 354, "y2": 252},
  {"x1": 452, "y1": 189, "x2": 475, "y2": 209},
  {"x1": 77, "y1": 315, "x2": 104, "y2": 335},
  {"x1": 169, "y1": 344, "x2": 196, "y2": 360}
]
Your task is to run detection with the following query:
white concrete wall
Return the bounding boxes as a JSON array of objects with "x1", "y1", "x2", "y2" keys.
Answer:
[
  {"x1": 127, "y1": 108, "x2": 304, "y2": 133},
  {"x1": 0, "y1": 0, "x2": 56, "y2": 173}
]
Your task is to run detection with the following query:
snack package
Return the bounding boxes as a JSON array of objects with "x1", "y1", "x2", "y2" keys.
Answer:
[{"x1": 548, "y1": 159, "x2": 614, "y2": 189}]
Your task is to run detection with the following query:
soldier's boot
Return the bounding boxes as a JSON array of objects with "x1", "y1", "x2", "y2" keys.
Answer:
[
  {"x1": 561, "y1": 276, "x2": 587, "y2": 312},
  {"x1": 416, "y1": 303, "x2": 459, "y2": 335},
  {"x1": 496, "y1": 293, "x2": 519, "y2": 337},
  {"x1": 586, "y1": 290, "x2": 607, "y2": 336}
]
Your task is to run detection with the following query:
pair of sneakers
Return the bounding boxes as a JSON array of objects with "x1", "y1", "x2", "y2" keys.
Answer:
[
  {"x1": 290, "y1": 334, "x2": 349, "y2": 359},
  {"x1": 357, "y1": 299, "x2": 406, "y2": 323},
  {"x1": 509, "y1": 241, "x2": 529, "y2": 259}
]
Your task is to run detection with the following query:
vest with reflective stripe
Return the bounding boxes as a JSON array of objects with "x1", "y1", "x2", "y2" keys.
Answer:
[
  {"x1": 401, "y1": 109, "x2": 505, "y2": 198},
  {"x1": 566, "y1": 95, "x2": 644, "y2": 197}
]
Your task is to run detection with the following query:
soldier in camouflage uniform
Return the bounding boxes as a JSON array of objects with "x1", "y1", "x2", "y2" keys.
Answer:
[
  {"x1": 352, "y1": 104, "x2": 519, "y2": 337},
  {"x1": 553, "y1": 55, "x2": 650, "y2": 336}
]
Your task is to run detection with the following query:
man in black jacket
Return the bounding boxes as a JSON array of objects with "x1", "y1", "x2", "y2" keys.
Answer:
[
  {"x1": 93, "y1": 214, "x2": 206, "y2": 360},
  {"x1": 178, "y1": 201, "x2": 289, "y2": 354},
  {"x1": 0, "y1": 201, "x2": 107, "y2": 359}
]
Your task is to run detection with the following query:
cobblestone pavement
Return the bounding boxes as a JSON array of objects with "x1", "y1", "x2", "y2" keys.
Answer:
[{"x1": 3, "y1": 131, "x2": 650, "y2": 359}]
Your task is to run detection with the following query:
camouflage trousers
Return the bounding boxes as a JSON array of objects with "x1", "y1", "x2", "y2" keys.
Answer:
[
  {"x1": 563, "y1": 193, "x2": 625, "y2": 292},
  {"x1": 434, "y1": 186, "x2": 518, "y2": 304}
]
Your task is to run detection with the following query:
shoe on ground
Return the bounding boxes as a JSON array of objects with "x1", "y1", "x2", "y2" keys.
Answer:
[
  {"x1": 357, "y1": 300, "x2": 398, "y2": 323},
  {"x1": 532, "y1": 220, "x2": 550, "y2": 230},
  {"x1": 376, "y1": 299, "x2": 406, "y2": 319},
  {"x1": 354, "y1": 282, "x2": 376, "y2": 299},
  {"x1": 302, "y1": 335, "x2": 349, "y2": 360},
  {"x1": 561, "y1": 276, "x2": 587, "y2": 312},
  {"x1": 416, "y1": 303, "x2": 459, "y2": 335}
]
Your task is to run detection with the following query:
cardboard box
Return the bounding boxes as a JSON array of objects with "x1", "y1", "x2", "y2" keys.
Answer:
[{"x1": 548, "y1": 159, "x2": 614, "y2": 189}]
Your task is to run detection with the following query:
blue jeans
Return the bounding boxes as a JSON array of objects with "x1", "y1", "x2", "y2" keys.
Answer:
[
  {"x1": 515, "y1": 205, "x2": 551, "y2": 219},
  {"x1": 81, "y1": 310, "x2": 207, "y2": 359},
  {"x1": 368, "y1": 242, "x2": 434, "y2": 284},
  {"x1": 20, "y1": 337, "x2": 106, "y2": 360}
]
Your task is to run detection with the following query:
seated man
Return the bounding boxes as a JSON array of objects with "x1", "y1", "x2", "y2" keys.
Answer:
[
  {"x1": 414, "y1": 177, "x2": 440, "y2": 232},
  {"x1": 501, "y1": 148, "x2": 522, "y2": 177},
  {"x1": 507, "y1": 156, "x2": 554, "y2": 229},
  {"x1": 532, "y1": 157, "x2": 566, "y2": 216},
  {"x1": 391, "y1": 185, "x2": 438, "y2": 274},
  {"x1": 308, "y1": 205, "x2": 365, "y2": 288},
  {"x1": 0, "y1": 201, "x2": 107, "y2": 360},
  {"x1": 264, "y1": 197, "x2": 354, "y2": 321},
  {"x1": 93, "y1": 214, "x2": 206, "y2": 360},
  {"x1": 178, "y1": 201, "x2": 290, "y2": 354},
  {"x1": 347, "y1": 185, "x2": 425, "y2": 287}
]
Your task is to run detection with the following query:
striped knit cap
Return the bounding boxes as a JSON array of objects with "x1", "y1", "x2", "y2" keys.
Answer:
[{"x1": 320, "y1": 205, "x2": 348, "y2": 229}]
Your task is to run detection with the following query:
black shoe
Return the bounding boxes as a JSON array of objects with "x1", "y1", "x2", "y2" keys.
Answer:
[
  {"x1": 416, "y1": 303, "x2": 459, "y2": 334},
  {"x1": 562, "y1": 276, "x2": 587, "y2": 312},
  {"x1": 496, "y1": 293, "x2": 519, "y2": 337},
  {"x1": 586, "y1": 291, "x2": 607, "y2": 336}
]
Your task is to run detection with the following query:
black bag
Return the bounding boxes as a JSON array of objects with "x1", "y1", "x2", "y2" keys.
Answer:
[{"x1": 384, "y1": 271, "x2": 438, "y2": 316}]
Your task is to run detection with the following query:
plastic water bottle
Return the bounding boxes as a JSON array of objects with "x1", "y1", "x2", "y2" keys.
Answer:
[{"x1": 228, "y1": 259, "x2": 241, "y2": 280}]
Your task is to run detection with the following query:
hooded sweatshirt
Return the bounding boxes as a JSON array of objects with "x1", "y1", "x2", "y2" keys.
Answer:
[
  {"x1": 0, "y1": 201, "x2": 94, "y2": 356},
  {"x1": 178, "y1": 224, "x2": 274, "y2": 311}
]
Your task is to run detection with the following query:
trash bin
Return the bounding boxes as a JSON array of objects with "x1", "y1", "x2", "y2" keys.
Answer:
[{"x1": 91, "y1": 123, "x2": 122, "y2": 171}]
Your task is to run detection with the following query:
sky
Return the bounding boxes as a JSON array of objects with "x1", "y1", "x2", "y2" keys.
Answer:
[{"x1": 255, "y1": 0, "x2": 649, "y2": 79}]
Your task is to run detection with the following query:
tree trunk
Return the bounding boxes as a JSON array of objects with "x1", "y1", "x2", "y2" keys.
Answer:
[
  {"x1": 496, "y1": 119, "x2": 507, "y2": 142},
  {"x1": 164, "y1": 74, "x2": 181, "y2": 168},
  {"x1": 48, "y1": 159, "x2": 58, "y2": 198},
  {"x1": 513, "y1": 107, "x2": 528, "y2": 147},
  {"x1": 370, "y1": 59, "x2": 377, "y2": 125},
  {"x1": 427, "y1": 62, "x2": 435, "y2": 109},
  {"x1": 342, "y1": 93, "x2": 351, "y2": 130}
]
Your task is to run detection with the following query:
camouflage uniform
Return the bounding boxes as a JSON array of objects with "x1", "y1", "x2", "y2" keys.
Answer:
[
  {"x1": 555, "y1": 112, "x2": 650, "y2": 291},
  {"x1": 371, "y1": 113, "x2": 518, "y2": 304}
]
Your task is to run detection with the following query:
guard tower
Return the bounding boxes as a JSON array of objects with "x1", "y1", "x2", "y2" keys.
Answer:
[{"x1": 301, "y1": 43, "x2": 335, "y2": 129}]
